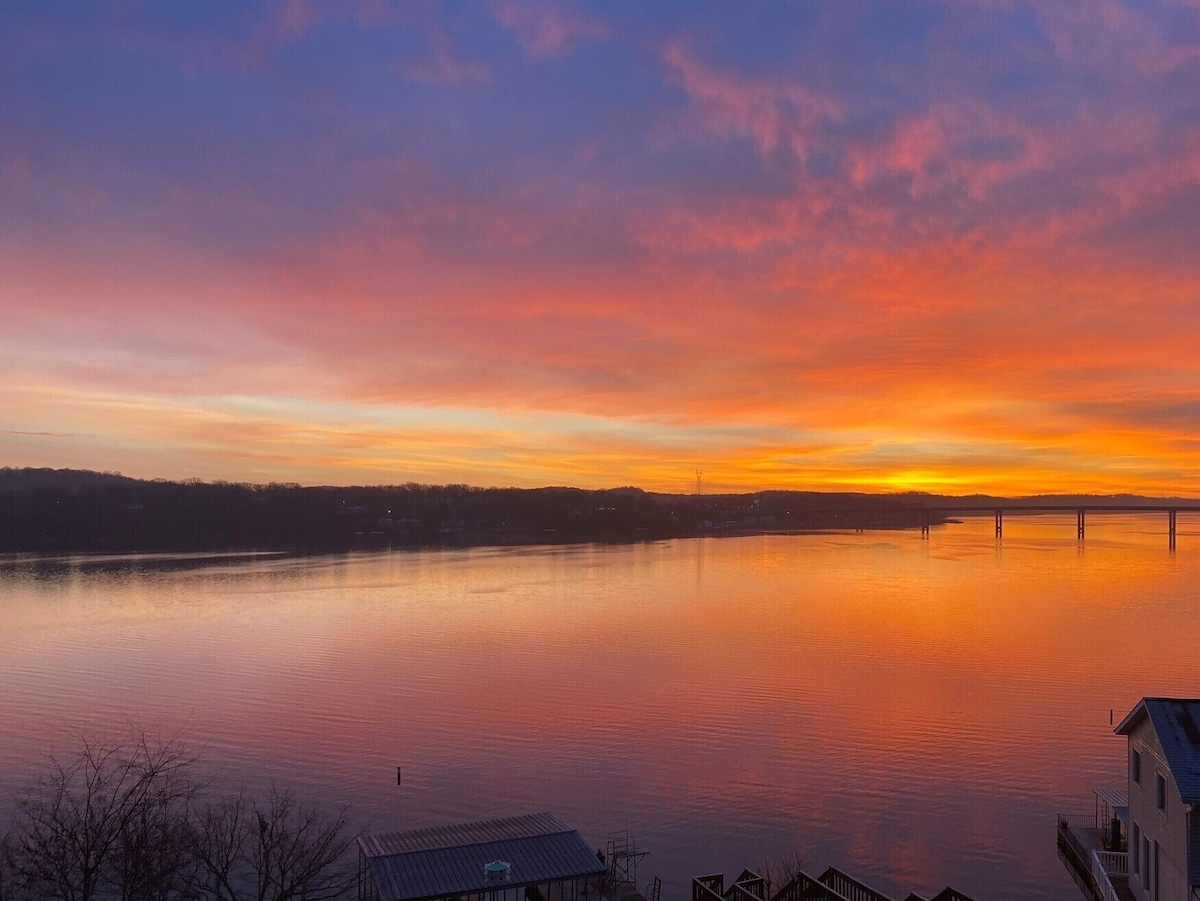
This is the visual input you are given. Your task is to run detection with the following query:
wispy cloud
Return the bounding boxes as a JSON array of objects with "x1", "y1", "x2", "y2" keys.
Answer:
[
  {"x1": 2, "y1": 1, "x2": 1200, "y2": 492},
  {"x1": 487, "y1": 0, "x2": 609, "y2": 60}
]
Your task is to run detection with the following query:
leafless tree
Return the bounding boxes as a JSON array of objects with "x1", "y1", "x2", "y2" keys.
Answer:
[
  {"x1": 752, "y1": 849, "x2": 809, "y2": 900},
  {"x1": 4, "y1": 734, "x2": 357, "y2": 901},
  {"x1": 190, "y1": 785, "x2": 357, "y2": 901},
  {"x1": 109, "y1": 745, "x2": 198, "y2": 901},
  {"x1": 1, "y1": 830, "x2": 15, "y2": 901},
  {"x1": 190, "y1": 794, "x2": 247, "y2": 901},
  {"x1": 5, "y1": 733, "x2": 198, "y2": 901}
]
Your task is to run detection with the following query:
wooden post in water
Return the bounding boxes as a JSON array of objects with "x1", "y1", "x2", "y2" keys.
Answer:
[
  {"x1": 994, "y1": 509, "x2": 1003, "y2": 538},
  {"x1": 1170, "y1": 509, "x2": 1177, "y2": 550},
  {"x1": 1077, "y1": 509, "x2": 1085, "y2": 541}
]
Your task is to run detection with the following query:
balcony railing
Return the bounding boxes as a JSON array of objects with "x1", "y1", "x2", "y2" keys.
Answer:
[
  {"x1": 1094, "y1": 850, "x2": 1128, "y2": 877},
  {"x1": 1090, "y1": 849, "x2": 1128, "y2": 901}
]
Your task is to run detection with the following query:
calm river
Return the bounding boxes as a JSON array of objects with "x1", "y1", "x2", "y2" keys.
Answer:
[{"x1": 3, "y1": 515, "x2": 1200, "y2": 901}]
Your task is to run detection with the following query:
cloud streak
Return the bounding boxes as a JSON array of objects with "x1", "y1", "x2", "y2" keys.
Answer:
[{"x1": 2, "y1": 1, "x2": 1200, "y2": 493}]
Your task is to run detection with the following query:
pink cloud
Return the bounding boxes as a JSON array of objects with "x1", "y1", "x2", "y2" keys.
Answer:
[
  {"x1": 487, "y1": 0, "x2": 608, "y2": 59},
  {"x1": 399, "y1": 33, "x2": 492, "y2": 85},
  {"x1": 656, "y1": 40, "x2": 840, "y2": 156},
  {"x1": 7, "y1": 2, "x2": 1200, "y2": 491}
]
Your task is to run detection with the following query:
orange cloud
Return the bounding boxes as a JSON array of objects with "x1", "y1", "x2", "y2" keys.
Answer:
[{"x1": 5, "y1": 3, "x2": 1200, "y2": 492}]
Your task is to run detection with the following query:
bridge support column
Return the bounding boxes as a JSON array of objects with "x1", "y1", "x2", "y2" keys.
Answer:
[
  {"x1": 1077, "y1": 509, "x2": 1085, "y2": 541},
  {"x1": 994, "y1": 509, "x2": 1003, "y2": 538},
  {"x1": 1170, "y1": 509, "x2": 1177, "y2": 550}
]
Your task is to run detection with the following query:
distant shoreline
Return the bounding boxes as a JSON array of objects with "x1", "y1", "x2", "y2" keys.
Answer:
[{"x1": 3, "y1": 467, "x2": 1198, "y2": 555}]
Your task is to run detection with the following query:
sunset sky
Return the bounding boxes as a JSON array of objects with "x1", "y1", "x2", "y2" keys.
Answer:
[{"x1": 4, "y1": 1, "x2": 1200, "y2": 494}]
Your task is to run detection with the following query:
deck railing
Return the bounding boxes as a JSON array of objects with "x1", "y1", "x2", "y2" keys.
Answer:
[
  {"x1": 1090, "y1": 849, "x2": 1126, "y2": 901},
  {"x1": 818, "y1": 867, "x2": 894, "y2": 901},
  {"x1": 693, "y1": 875, "x2": 726, "y2": 901},
  {"x1": 1058, "y1": 813, "x2": 1109, "y2": 901},
  {"x1": 1058, "y1": 815, "x2": 1093, "y2": 866},
  {"x1": 728, "y1": 883, "x2": 766, "y2": 901},
  {"x1": 772, "y1": 872, "x2": 843, "y2": 901},
  {"x1": 1094, "y1": 850, "x2": 1128, "y2": 877}
]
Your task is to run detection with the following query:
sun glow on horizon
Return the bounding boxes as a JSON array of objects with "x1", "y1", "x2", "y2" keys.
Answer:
[{"x1": 2, "y1": 3, "x2": 1200, "y2": 494}]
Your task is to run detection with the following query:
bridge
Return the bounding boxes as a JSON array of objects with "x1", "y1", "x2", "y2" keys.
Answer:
[
  {"x1": 911, "y1": 504, "x2": 1200, "y2": 548},
  {"x1": 739, "y1": 503, "x2": 1200, "y2": 548}
]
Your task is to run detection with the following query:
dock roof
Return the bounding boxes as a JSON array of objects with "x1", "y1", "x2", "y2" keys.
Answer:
[
  {"x1": 358, "y1": 813, "x2": 605, "y2": 901},
  {"x1": 1115, "y1": 697, "x2": 1200, "y2": 802}
]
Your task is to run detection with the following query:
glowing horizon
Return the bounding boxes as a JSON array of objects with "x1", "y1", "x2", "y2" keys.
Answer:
[{"x1": 4, "y1": 2, "x2": 1200, "y2": 496}]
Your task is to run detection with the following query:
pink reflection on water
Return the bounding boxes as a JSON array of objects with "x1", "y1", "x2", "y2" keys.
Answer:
[{"x1": 2, "y1": 524, "x2": 1199, "y2": 900}]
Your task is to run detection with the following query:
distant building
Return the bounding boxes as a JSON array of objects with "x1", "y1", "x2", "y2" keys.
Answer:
[{"x1": 1115, "y1": 698, "x2": 1200, "y2": 901}]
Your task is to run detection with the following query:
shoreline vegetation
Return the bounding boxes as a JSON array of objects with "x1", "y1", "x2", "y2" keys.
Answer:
[
  {"x1": 0, "y1": 732, "x2": 358, "y2": 901},
  {"x1": 1, "y1": 467, "x2": 1195, "y2": 555}
]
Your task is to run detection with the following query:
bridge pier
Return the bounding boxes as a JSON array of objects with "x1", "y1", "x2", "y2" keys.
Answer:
[{"x1": 908, "y1": 505, "x2": 1194, "y2": 548}]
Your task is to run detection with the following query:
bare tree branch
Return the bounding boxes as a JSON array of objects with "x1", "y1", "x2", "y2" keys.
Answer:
[
  {"x1": 6, "y1": 733, "x2": 198, "y2": 901},
  {"x1": 189, "y1": 785, "x2": 357, "y2": 901},
  {"x1": 752, "y1": 849, "x2": 809, "y2": 900},
  {"x1": 189, "y1": 793, "x2": 250, "y2": 901},
  {"x1": 5, "y1": 735, "x2": 358, "y2": 901},
  {"x1": 244, "y1": 786, "x2": 357, "y2": 901},
  {"x1": 1, "y1": 829, "x2": 15, "y2": 901}
]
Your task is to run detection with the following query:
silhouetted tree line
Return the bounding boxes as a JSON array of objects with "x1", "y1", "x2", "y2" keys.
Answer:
[
  {"x1": 0, "y1": 468, "x2": 947, "y2": 554},
  {"x1": 0, "y1": 733, "x2": 357, "y2": 901}
]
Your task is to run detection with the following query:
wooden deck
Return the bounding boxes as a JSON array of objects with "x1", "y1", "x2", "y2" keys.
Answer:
[{"x1": 1057, "y1": 816, "x2": 1136, "y2": 901}]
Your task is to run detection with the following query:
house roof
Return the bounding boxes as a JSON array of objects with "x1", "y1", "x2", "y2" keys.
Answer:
[
  {"x1": 1115, "y1": 697, "x2": 1200, "y2": 802},
  {"x1": 358, "y1": 813, "x2": 606, "y2": 901}
]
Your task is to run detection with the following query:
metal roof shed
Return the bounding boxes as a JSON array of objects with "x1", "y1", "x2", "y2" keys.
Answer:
[{"x1": 358, "y1": 813, "x2": 606, "y2": 901}]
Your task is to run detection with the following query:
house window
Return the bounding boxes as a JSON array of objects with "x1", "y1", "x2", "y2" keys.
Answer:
[
  {"x1": 1157, "y1": 773, "x2": 1167, "y2": 813},
  {"x1": 1143, "y1": 836, "x2": 1151, "y2": 890},
  {"x1": 1133, "y1": 749, "x2": 1142, "y2": 784},
  {"x1": 1153, "y1": 839, "x2": 1160, "y2": 901}
]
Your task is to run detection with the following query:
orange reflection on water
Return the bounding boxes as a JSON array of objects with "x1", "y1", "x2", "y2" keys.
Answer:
[{"x1": 3, "y1": 529, "x2": 1200, "y2": 900}]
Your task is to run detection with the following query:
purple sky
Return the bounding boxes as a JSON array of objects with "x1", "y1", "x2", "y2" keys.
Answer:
[{"x1": 4, "y1": 1, "x2": 1200, "y2": 492}]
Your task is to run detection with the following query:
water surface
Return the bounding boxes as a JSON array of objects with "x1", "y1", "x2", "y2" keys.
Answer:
[{"x1": 3, "y1": 516, "x2": 1199, "y2": 901}]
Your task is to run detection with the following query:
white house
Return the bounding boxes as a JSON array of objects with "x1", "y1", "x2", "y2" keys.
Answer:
[{"x1": 1115, "y1": 698, "x2": 1200, "y2": 901}]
